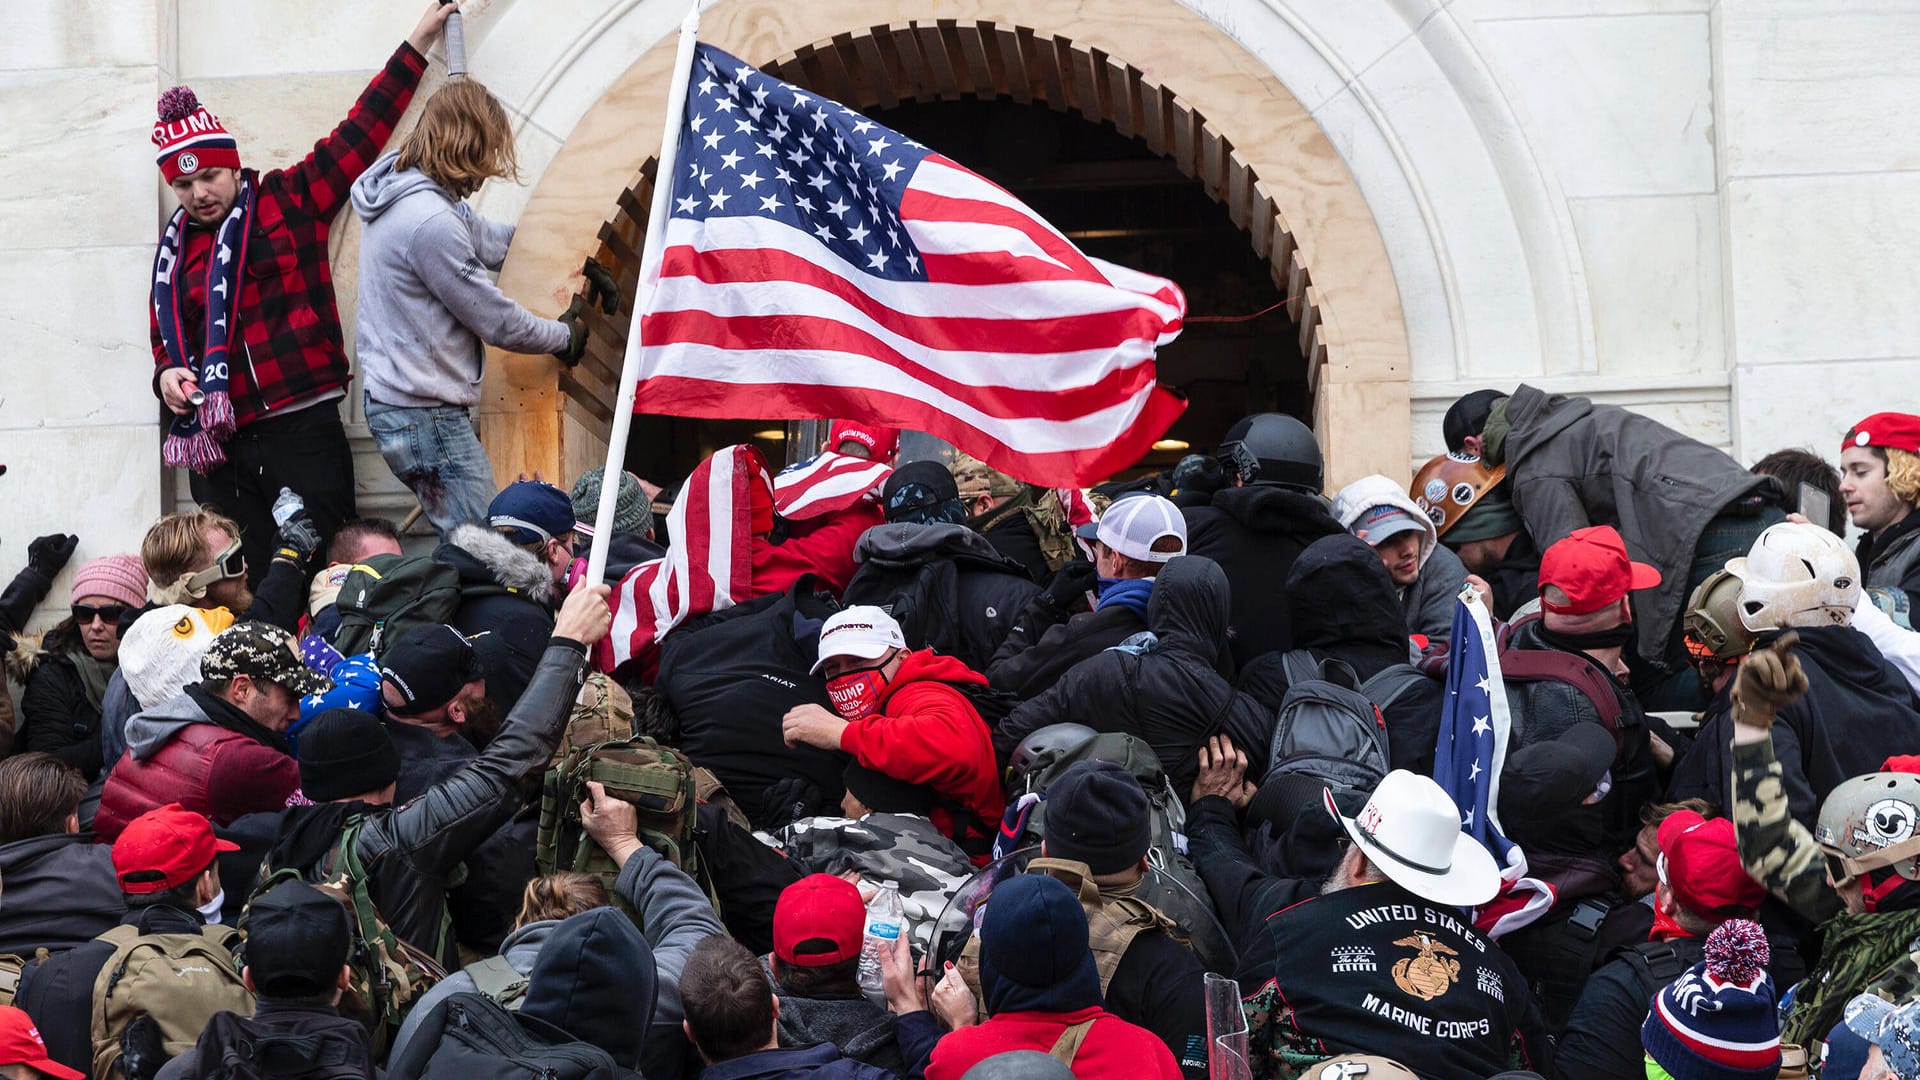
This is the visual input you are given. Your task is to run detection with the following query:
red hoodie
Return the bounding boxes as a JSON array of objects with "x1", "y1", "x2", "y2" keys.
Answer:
[
  {"x1": 926, "y1": 1006, "x2": 1182, "y2": 1080},
  {"x1": 839, "y1": 649, "x2": 1004, "y2": 844}
]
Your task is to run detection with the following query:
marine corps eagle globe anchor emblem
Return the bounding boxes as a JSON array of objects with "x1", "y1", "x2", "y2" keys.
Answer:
[{"x1": 1390, "y1": 932, "x2": 1461, "y2": 1001}]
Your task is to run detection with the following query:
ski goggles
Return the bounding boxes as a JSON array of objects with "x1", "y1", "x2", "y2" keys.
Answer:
[{"x1": 180, "y1": 537, "x2": 247, "y2": 596}]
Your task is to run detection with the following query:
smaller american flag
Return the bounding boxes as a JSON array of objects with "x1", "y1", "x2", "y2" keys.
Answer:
[
  {"x1": 774, "y1": 450, "x2": 891, "y2": 522},
  {"x1": 1433, "y1": 589, "x2": 1551, "y2": 936}
]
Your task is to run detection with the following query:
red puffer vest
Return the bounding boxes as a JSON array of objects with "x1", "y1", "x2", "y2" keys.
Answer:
[{"x1": 95, "y1": 724, "x2": 274, "y2": 842}]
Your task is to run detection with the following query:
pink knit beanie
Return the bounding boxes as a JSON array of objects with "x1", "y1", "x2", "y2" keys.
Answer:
[{"x1": 70, "y1": 555, "x2": 149, "y2": 609}]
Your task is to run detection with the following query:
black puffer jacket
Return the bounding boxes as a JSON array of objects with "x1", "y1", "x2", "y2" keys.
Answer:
[
  {"x1": 1182, "y1": 485, "x2": 1344, "y2": 668},
  {"x1": 1668, "y1": 624, "x2": 1920, "y2": 824},
  {"x1": 261, "y1": 640, "x2": 586, "y2": 968},
  {"x1": 17, "y1": 622, "x2": 109, "y2": 778},
  {"x1": 435, "y1": 524, "x2": 558, "y2": 715},
  {"x1": 0, "y1": 832, "x2": 124, "y2": 956},
  {"x1": 842, "y1": 522, "x2": 1041, "y2": 672},
  {"x1": 1236, "y1": 535, "x2": 1444, "y2": 772},
  {"x1": 996, "y1": 556, "x2": 1268, "y2": 796}
]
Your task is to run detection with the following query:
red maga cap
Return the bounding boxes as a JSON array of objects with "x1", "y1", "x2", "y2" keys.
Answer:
[
  {"x1": 1844, "y1": 413, "x2": 1920, "y2": 455},
  {"x1": 1539, "y1": 525, "x2": 1660, "y2": 615},
  {"x1": 773, "y1": 873, "x2": 866, "y2": 967},
  {"x1": 1659, "y1": 810, "x2": 1766, "y2": 915},
  {"x1": 111, "y1": 803, "x2": 240, "y2": 895},
  {"x1": 827, "y1": 421, "x2": 901, "y2": 463}
]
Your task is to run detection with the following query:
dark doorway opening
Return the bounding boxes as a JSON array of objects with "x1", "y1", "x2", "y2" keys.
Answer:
[{"x1": 620, "y1": 96, "x2": 1301, "y2": 485}]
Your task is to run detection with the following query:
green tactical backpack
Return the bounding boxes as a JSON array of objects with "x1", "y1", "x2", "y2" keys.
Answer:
[
  {"x1": 331, "y1": 553, "x2": 467, "y2": 657},
  {"x1": 536, "y1": 736, "x2": 720, "y2": 916}
]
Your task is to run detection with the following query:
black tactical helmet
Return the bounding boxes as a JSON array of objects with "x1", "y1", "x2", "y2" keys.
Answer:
[{"x1": 1216, "y1": 413, "x2": 1323, "y2": 493}]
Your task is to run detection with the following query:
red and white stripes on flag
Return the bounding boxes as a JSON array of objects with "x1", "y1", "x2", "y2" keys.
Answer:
[
  {"x1": 774, "y1": 451, "x2": 891, "y2": 522},
  {"x1": 599, "y1": 444, "x2": 761, "y2": 673},
  {"x1": 630, "y1": 44, "x2": 1188, "y2": 489}
]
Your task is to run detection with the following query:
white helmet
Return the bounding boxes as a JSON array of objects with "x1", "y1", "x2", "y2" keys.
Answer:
[{"x1": 1726, "y1": 522, "x2": 1861, "y2": 631}]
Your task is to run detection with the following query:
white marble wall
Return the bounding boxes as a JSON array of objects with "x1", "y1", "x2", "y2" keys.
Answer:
[{"x1": 0, "y1": 1, "x2": 172, "y2": 632}]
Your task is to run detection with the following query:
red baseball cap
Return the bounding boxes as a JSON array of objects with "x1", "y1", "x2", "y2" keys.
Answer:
[
  {"x1": 1659, "y1": 810, "x2": 1766, "y2": 916},
  {"x1": 0, "y1": 1005, "x2": 81, "y2": 1080},
  {"x1": 1844, "y1": 413, "x2": 1920, "y2": 455},
  {"x1": 773, "y1": 874, "x2": 865, "y2": 967},
  {"x1": 1538, "y1": 525, "x2": 1661, "y2": 615},
  {"x1": 827, "y1": 421, "x2": 901, "y2": 462},
  {"x1": 111, "y1": 803, "x2": 239, "y2": 895}
]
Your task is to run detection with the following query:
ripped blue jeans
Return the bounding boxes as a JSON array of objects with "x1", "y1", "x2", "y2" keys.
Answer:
[{"x1": 363, "y1": 395, "x2": 497, "y2": 541}]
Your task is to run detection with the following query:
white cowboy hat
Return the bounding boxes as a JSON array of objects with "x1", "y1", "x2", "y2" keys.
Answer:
[{"x1": 1324, "y1": 769, "x2": 1501, "y2": 907}]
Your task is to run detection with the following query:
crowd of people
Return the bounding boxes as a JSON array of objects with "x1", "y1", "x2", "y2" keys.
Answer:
[{"x1": 6, "y1": 4, "x2": 1920, "y2": 1078}]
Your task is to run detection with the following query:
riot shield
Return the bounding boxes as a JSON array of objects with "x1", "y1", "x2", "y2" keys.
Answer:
[{"x1": 1206, "y1": 972, "x2": 1253, "y2": 1080}]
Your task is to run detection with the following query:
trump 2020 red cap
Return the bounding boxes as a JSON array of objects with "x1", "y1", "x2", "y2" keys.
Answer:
[{"x1": 1538, "y1": 525, "x2": 1661, "y2": 616}]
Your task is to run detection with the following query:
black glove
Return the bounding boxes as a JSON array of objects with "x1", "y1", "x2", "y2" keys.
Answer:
[
  {"x1": 582, "y1": 258, "x2": 621, "y2": 316},
  {"x1": 760, "y1": 777, "x2": 824, "y2": 830},
  {"x1": 273, "y1": 512, "x2": 322, "y2": 568},
  {"x1": 26, "y1": 533, "x2": 78, "y2": 576},
  {"x1": 1041, "y1": 560, "x2": 1098, "y2": 614},
  {"x1": 554, "y1": 296, "x2": 589, "y2": 368}
]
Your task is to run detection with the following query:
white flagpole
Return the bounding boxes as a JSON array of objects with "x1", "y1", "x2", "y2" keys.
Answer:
[{"x1": 585, "y1": 0, "x2": 702, "y2": 586}]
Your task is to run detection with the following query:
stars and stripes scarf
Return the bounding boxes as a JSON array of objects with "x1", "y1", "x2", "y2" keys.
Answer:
[{"x1": 152, "y1": 178, "x2": 254, "y2": 473}]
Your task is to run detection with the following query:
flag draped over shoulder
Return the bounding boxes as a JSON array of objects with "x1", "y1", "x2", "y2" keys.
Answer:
[
  {"x1": 773, "y1": 450, "x2": 890, "y2": 522},
  {"x1": 629, "y1": 42, "x2": 1188, "y2": 488},
  {"x1": 1433, "y1": 590, "x2": 1553, "y2": 938},
  {"x1": 599, "y1": 444, "x2": 762, "y2": 673}
]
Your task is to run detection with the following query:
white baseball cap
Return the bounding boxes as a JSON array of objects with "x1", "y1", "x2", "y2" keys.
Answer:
[
  {"x1": 1324, "y1": 769, "x2": 1500, "y2": 906},
  {"x1": 1094, "y1": 494, "x2": 1187, "y2": 564},
  {"x1": 811, "y1": 605, "x2": 909, "y2": 674}
]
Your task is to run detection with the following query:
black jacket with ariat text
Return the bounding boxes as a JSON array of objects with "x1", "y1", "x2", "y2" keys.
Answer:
[
  {"x1": 262, "y1": 640, "x2": 586, "y2": 969},
  {"x1": 1182, "y1": 485, "x2": 1344, "y2": 669},
  {"x1": 1668, "y1": 623, "x2": 1920, "y2": 824},
  {"x1": 1236, "y1": 535, "x2": 1444, "y2": 772},
  {"x1": 996, "y1": 556, "x2": 1267, "y2": 797},
  {"x1": 842, "y1": 522, "x2": 1041, "y2": 673}
]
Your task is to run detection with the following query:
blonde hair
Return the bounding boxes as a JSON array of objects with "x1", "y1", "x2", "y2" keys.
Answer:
[
  {"x1": 1886, "y1": 447, "x2": 1920, "y2": 506},
  {"x1": 514, "y1": 872, "x2": 610, "y2": 929},
  {"x1": 395, "y1": 80, "x2": 519, "y2": 199},
  {"x1": 142, "y1": 508, "x2": 241, "y2": 595}
]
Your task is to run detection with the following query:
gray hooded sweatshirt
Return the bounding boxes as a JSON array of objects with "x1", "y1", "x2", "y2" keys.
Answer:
[{"x1": 350, "y1": 151, "x2": 568, "y2": 408}]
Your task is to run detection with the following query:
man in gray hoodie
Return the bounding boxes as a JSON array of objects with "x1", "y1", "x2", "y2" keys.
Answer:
[{"x1": 350, "y1": 80, "x2": 588, "y2": 540}]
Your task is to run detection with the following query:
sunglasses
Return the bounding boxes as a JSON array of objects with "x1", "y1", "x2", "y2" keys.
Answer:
[
  {"x1": 72, "y1": 603, "x2": 132, "y2": 626},
  {"x1": 181, "y1": 537, "x2": 247, "y2": 596}
]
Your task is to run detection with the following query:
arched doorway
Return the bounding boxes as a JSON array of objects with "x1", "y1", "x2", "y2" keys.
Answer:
[{"x1": 481, "y1": 5, "x2": 1412, "y2": 490}]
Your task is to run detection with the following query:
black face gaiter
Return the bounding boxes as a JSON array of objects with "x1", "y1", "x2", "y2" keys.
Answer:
[{"x1": 1538, "y1": 622, "x2": 1636, "y2": 653}]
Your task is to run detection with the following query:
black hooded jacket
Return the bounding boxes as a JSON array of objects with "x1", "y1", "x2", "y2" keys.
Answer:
[
  {"x1": 1236, "y1": 535, "x2": 1444, "y2": 771},
  {"x1": 996, "y1": 556, "x2": 1269, "y2": 796},
  {"x1": 1182, "y1": 485, "x2": 1344, "y2": 668},
  {"x1": 0, "y1": 832, "x2": 124, "y2": 956},
  {"x1": 520, "y1": 908, "x2": 656, "y2": 1069},
  {"x1": 842, "y1": 522, "x2": 1041, "y2": 672},
  {"x1": 1668, "y1": 624, "x2": 1920, "y2": 823},
  {"x1": 434, "y1": 524, "x2": 558, "y2": 715}
]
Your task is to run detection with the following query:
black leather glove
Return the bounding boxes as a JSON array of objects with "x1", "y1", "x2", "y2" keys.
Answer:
[
  {"x1": 26, "y1": 534, "x2": 78, "y2": 577},
  {"x1": 1041, "y1": 560, "x2": 1098, "y2": 614},
  {"x1": 582, "y1": 258, "x2": 621, "y2": 316},
  {"x1": 273, "y1": 512, "x2": 322, "y2": 568},
  {"x1": 554, "y1": 296, "x2": 589, "y2": 368}
]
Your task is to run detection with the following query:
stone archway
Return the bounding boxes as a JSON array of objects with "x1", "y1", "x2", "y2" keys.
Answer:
[{"x1": 481, "y1": 1, "x2": 1412, "y2": 489}]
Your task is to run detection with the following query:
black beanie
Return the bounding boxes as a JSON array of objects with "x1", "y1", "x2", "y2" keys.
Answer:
[
  {"x1": 1041, "y1": 761, "x2": 1151, "y2": 875},
  {"x1": 1443, "y1": 389, "x2": 1505, "y2": 452},
  {"x1": 843, "y1": 761, "x2": 935, "y2": 815},
  {"x1": 298, "y1": 708, "x2": 401, "y2": 802}
]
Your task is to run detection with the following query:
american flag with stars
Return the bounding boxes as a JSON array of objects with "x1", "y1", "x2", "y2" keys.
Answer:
[
  {"x1": 1433, "y1": 589, "x2": 1552, "y2": 936},
  {"x1": 628, "y1": 43, "x2": 1188, "y2": 487}
]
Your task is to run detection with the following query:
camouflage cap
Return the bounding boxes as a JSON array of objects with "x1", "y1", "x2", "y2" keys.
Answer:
[
  {"x1": 951, "y1": 454, "x2": 1021, "y2": 500},
  {"x1": 200, "y1": 621, "x2": 332, "y2": 698}
]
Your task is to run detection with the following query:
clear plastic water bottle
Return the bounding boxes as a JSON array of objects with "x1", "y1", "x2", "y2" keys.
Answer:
[
  {"x1": 270, "y1": 487, "x2": 306, "y2": 529},
  {"x1": 856, "y1": 880, "x2": 903, "y2": 997}
]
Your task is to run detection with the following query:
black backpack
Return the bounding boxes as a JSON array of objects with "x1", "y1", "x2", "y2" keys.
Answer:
[
  {"x1": 330, "y1": 554, "x2": 467, "y2": 657},
  {"x1": 388, "y1": 992, "x2": 634, "y2": 1080},
  {"x1": 190, "y1": 1011, "x2": 371, "y2": 1080},
  {"x1": 1263, "y1": 651, "x2": 1424, "y2": 793}
]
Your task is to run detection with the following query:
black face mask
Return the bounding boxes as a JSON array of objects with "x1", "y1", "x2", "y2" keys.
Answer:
[{"x1": 1538, "y1": 622, "x2": 1637, "y2": 653}]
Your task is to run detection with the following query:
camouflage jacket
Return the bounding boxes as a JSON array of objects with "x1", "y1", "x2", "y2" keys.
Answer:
[
  {"x1": 1734, "y1": 737, "x2": 1920, "y2": 1045},
  {"x1": 774, "y1": 812, "x2": 974, "y2": 947}
]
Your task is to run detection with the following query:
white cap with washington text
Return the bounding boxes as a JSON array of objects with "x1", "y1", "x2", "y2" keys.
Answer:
[{"x1": 810, "y1": 606, "x2": 908, "y2": 674}]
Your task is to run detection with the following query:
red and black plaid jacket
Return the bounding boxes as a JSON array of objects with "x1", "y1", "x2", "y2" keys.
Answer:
[{"x1": 151, "y1": 42, "x2": 427, "y2": 427}]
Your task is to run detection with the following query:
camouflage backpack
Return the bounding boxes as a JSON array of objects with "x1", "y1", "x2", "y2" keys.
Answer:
[
  {"x1": 246, "y1": 815, "x2": 446, "y2": 1054},
  {"x1": 536, "y1": 735, "x2": 722, "y2": 916}
]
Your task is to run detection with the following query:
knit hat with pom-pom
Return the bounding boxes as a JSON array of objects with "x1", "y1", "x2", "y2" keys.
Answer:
[
  {"x1": 153, "y1": 86, "x2": 240, "y2": 182},
  {"x1": 1641, "y1": 919, "x2": 1782, "y2": 1080}
]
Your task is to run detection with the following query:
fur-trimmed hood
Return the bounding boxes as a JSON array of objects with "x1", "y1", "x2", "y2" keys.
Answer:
[
  {"x1": 439, "y1": 523, "x2": 557, "y2": 605},
  {"x1": 6, "y1": 619, "x2": 82, "y2": 681}
]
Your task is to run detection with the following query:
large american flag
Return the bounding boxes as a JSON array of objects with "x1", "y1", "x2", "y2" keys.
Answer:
[
  {"x1": 773, "y1": 450, "x2": 890, "y2": 522},
  {"x1": 1433, "y1": 589, "x2": 1551, "y2": 936},
  {"x1": 628, "y1": 43, "x2": 1188, "y2": 488}
]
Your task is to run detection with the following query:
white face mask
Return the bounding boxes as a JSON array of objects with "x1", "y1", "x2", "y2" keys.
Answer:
[{"x1": 198, "y1": 888, "x2": 226, "y2": 925}]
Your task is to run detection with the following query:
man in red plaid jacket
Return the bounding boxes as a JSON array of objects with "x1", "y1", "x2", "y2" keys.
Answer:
[{"x1": 148, "y1": 3, "x2": 455, "y2": 585}]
